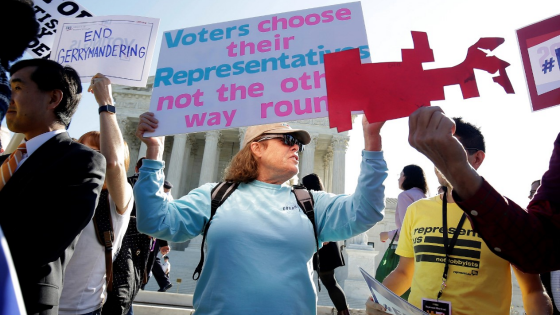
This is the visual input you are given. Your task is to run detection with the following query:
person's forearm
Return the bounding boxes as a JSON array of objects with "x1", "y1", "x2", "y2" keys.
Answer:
[
  {"x1": 523, "y1": 291, "x2": 552, "y2": 315},
  {"x1": 365, "y1": 134, "x2": 381, "y2": 151},
  {"x1": 438, "y1": 159, "x2": 482, "y2": 201},
  {"x1": 455, "y1": 179, "x2": 560, "y2": 273},
  {"x1": 313, "y1": 151, "x2": 387, "y2": 242},
  {"x1": 100, "y1": 111, "x2": 131, "y2": 212},
  {"x1": 382, "y1": 268, "x2": 412, "y2": 296},
  {"x1": 146, "y1": 143, "x2": 164, "y2": 161}
]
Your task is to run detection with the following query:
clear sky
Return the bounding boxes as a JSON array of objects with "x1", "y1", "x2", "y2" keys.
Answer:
[{"x1": 47, "y1": 0, "x2": 560, "y2": 208}]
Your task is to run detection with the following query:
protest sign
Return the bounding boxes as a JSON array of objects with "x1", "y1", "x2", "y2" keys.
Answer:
[
  {"x1": 517, "y1": 14, "x2": 560, "y2": 111},
  {"x1": 27, "y1": 0, "x2": 94, "y2": 59},
  {"x1": 325, "y1": 33, "x2": 514, "y2": 132},
  {"x1": 360, "y1": 267, "x2": 427, "y2": 315},
  {"x1": 145, "y1": 2, "x2": 369, "y2": 136},
  {"x1": 51, "y1": 16, "x2": 160, "y2": 87}
]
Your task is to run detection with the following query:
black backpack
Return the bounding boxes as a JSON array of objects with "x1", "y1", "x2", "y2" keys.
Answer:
[
  {"x1": 93, "y1": 189, "x2": 152, "y2": 315},
  {"x1": 192, "y1": 182, "x2": 321, "y2": 290}
]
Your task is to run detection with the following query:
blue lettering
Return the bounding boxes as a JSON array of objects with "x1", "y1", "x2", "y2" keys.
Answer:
[
  {"x1": 216, "y1": 64, "x2": 231, "y2": 77},
  {"x1": 154, "y1": 67, "x2": 174, "y2": 87},
  {"x1": 232, "y1": 61, "x2": 245, "y2": 75},
  {"x1": 164, "y1": 30, "x2": 183, "y2": 48},
  {"x1": 238, "y1": 24, "x2": 250, "y2": 36},
  {"x1": 139, "y1": 46, "x2": 146, "y2": 58}
]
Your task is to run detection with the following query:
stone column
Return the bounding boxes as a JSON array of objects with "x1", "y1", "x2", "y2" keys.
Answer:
[
  {"x1": 238, "y1": 127, "x2": 248, "y2": 151},
  {"x1": 323, "y1": 147, "x2": 333, "y2": 192},
  {"x1": 166, "y1": 134, "x2": 189, "y2": 199},
  {"x1": 214, "y1": 138, "x2": 224, "y2": 182},
  {"x1": 331, "y1": 135, "x2": 349, "y2": 194},
  {"x1": 199, "y1": 130, "x2": 221, "y2": 185},
  {"x1": 180, "y1": 138, "x2": 197, "y2": 196},
  {"x1": 299, "y1": 133, "x2": 318, "y2": 180}
]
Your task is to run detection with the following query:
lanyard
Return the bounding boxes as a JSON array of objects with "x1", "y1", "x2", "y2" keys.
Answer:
[{"x1": 437, "y1": 189, "x2": 467, "y2": 301}]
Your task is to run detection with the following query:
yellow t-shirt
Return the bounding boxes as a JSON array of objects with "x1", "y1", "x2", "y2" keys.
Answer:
[{"x1": 396, "y1": 195, "x2": 512, "y2": 315}]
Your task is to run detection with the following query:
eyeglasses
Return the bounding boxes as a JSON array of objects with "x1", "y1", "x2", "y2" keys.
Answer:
[{"x1": 256, "y1": 134, "x2": 305, "y2": 152}]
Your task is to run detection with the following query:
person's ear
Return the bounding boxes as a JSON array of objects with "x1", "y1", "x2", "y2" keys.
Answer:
[
  {"x1": 250, "y1": 142, "x2": 263, "y2": 158},
  {"x1": 468, "y1": 150, "x2": 485, "y2": 170},
  {"x1": 47, "y1": 89, "x2": 63, "y2": 110}
]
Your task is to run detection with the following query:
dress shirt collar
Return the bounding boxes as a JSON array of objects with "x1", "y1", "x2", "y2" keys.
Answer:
[{"x1": 25, "y1": 129, "x2": 66, "y2": 157}]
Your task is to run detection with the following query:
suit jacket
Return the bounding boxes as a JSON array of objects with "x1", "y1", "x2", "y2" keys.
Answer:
[{"x1": 0, "y1": 132, "x2": 106, "y2": 315}]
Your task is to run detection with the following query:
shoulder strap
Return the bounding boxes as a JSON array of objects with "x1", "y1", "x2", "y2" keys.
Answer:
[
  {"x1": 193, "y1": 181, "x2": 240, "y2": 280},
  {"x1": 292, "y1": 185, "x2": 321, "y2": 291},
  {"x1": 93, "y1": 190, "x2": 115, "y2": 291}
]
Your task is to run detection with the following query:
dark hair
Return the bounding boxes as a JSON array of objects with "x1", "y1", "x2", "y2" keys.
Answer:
[
  {"x1": 453, "y1": 117, "x2": 485, "y2": 153},
  {"x1": 301, "y1": 173, "x2": 324, "y2": 191},
  {"x1": 136, "y1": 157, "x2": 146, "y2": 172},
  {"x1": 0, "y1": 0, "x2": 39, "y2": 68},
  {"x1": 401, "y1": 164, "x2": 428, "y2": 194},
  {"x1": 10, "y1": 59, "x2": 82, "y2": 127},
  {"x1": 164, "y1": 180, "x2": 173, "y2": 189}
]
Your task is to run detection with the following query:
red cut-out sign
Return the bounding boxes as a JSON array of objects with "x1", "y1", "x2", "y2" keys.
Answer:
[{"x1": 324, "y1": 31, "x2": 515, "y2": 132}]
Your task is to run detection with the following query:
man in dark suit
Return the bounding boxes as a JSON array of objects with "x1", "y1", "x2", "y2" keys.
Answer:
[{"x1": 0, "y1": 59, "x2": 106, "y2": 314}]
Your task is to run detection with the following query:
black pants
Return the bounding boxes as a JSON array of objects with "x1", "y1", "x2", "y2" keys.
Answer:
[
  {"x1": 141, "y1": 240, "x2": 171, "y2": 290},
  {"x1": 319, "y1": 269, "x2": 348, "y2": 311}
]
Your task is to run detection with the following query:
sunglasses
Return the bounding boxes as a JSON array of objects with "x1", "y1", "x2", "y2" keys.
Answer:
[{"x1": 256, "y1": 134, "x2": 305, "y2": 152}]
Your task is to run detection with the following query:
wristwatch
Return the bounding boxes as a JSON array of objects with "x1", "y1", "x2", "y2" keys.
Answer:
[{"x1": 98, "y1": 105, "x2": 116, "y2": 114}]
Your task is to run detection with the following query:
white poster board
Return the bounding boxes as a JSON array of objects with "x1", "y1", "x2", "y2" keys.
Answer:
[
  {"x1": 360, "y1": 267, "x2": 428, "y2": 315},
  {"x1": 528, "y1": 34, "x2": 560, "y2": 95},
  {"x1": 27, "y1": 0, "x2": 94, "y2": 59},
  {"x1": 146, "y1": 2, "x2": 370, "y2": 136},
  {"x1": 50, "y1": 16, "x2": 160, "y2": 87}
]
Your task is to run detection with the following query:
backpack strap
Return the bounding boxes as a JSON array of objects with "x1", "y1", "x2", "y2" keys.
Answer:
[
  {"x1": 192, "y1": 181, "x2": 240, "y2": 280},
  {"x1": 292, "y1": 184, "x2": 321, "y2": 292},
  {"x1": 93, "y1": 190, "x2": 115, "y2": 291}
]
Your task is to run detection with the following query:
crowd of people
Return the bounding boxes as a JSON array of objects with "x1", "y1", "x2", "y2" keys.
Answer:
[{"x1": 2, "y1": 1, "x2": 560, "y2": 315}]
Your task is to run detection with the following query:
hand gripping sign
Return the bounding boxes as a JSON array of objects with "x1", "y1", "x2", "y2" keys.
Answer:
[{"x1": 324, "y1": 31, "x2": 515, "y2": 132}]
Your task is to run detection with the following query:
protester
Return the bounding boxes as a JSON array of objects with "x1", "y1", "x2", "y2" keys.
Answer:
[
  {"x1": 59, "y1": 74, "x2": 133, "y2": 315},
  {"x1": 142, "y1": 239, "x2": 173, "y2": 293},
  {"x1": 366, "y1": 117, "x2": 551, "y2": 315},
  {"x1": 380, "y1": 164, "x2": 427, "y2": 242},
  {"x1": 407, "y1": 106, "x2": 560, "y2": 273},
  {"x1": 127, "y1": 156, "x2": 172, "y2": 293},
  {"x1": 0, "y1": 59, "x2": 106, "y2": 314},
  {"x1": 0, "y1": 0, "x2": 38, "y2": 150},
  {"x1": 302, "y1": 173, "x2": 349, "y2": 315},
  {"x1": 162, "y1": 256, "x2": 171, "y2": 276},
  {"x1": 134, "y1": 115, "x2": 388, "y2": 314},
  {"x1": 377, "y1": 164, "x2": 427, "y2": 300}
]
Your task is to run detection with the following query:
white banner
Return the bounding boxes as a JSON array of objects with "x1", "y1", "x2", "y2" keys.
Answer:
[
  {"x1": 146, "y1": 2, "x2": 370, "y2": 136},
  {"x1": 528, "y1": 34, "x2": 560, "y2": 95},
  {"x1": 50, "y1": 16, "x2": 160, "y2": 87},
  {"x1": 27, "y1": 0, "x2": 94, "y2": 59}
]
